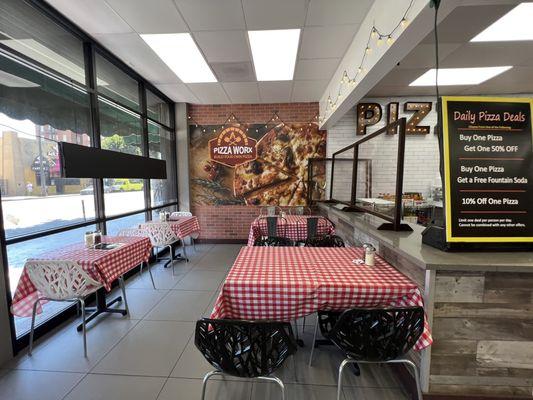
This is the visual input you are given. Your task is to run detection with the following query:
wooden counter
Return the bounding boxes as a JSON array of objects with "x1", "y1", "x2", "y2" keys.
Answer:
[{"x1": 319, "y1": 203, "x2": 533, "y2": 399}]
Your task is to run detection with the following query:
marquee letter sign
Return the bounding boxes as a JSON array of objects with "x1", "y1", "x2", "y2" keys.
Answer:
[
  {"x1": 356, "y1": 100, "x2": 434, "y2": 135},
  {"x1": 404, "y1": 102, "x2": 432, "y2": 135},
  {"x1": 386, "y1": 102, "x2": 399, "y2": 135},
  {"x1": 357, "y1": 103, "x2": 382, "y2": 135}
]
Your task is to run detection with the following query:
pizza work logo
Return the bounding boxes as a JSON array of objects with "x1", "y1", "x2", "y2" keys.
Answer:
[{"x1": 209, "y1": 125, "x2": 257, "y2": 167}]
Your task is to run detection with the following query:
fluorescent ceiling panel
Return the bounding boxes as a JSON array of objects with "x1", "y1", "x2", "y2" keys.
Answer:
[
  {"x1": 141, "y1": 33, "x2": 217, "y2": 83},
  {"x1": 248, "y1": 29, "x2": 300, "y2": 81},
  {"x1": 471, "y1": 3, "x2": 533, "y2": 42},
  {"x1": 409, "y1": 66, "x2": 512, "y2": 86}
]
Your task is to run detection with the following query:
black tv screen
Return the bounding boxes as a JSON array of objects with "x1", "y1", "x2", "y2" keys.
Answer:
[{"x1": 59, "y1": 142, "x2": 167, "y2": 179}]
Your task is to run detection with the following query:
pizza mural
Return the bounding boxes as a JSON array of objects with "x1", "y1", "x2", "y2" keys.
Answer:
[{"x1": 189, "y1": 120, "x2": 327, "y2": 206}]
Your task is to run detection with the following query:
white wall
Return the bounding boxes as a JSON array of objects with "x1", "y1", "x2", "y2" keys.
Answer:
[{"x1": 327, "y1": 96, "x2": 441, "y2": 201}]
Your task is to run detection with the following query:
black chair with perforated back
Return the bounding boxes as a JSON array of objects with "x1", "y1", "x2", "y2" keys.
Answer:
[
  {"x1": 309, "y1": 307, "x2": 424, "y2": 400},
  {"x1": 253, "y1": 216, "x2": 293, "y2": 247},
  {"x1": 304, "y1": 234, "x2": 345, "y2": 247},
  {"x1": 195, "y1": 318, "x2": 297, "y2": 400}
]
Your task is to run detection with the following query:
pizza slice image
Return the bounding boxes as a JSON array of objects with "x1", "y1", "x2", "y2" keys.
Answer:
[
  {"x1": 256, "y1": 124, "x2": 298, "y2": 173},
  {"x1": 234, "y1": 159, "x2": 290, "y2": 197},
  {"x1": 244, "y1": 178, "x2": 301, "y2": 206}
]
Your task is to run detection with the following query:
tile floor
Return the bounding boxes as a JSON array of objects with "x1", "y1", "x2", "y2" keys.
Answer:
[{"x1": 0, "y1": 244, "x2": 409, "y2": 400}]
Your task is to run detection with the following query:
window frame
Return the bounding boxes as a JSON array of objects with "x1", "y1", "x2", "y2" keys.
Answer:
[{"x1": 0, "y1": 0, "x2": 178, "y2": 354}]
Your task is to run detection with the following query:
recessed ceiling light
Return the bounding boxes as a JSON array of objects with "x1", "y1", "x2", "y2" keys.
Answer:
[
  {"x1": 471, "y1": 3, "x2": 533, "y2": 42},
  {"x1": 141, "y1": 33, "x2": 217, "y2": 83},
  {"x1": 248, "y1": 29, "x2": 300, "y2": 81},
  {"x1": 409, "y1": 66, "x2": 512, "y2": 86}
]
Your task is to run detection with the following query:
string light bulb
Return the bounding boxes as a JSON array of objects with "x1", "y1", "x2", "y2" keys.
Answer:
[
  {"x1": 387, "y1": 35, "x2": 394, "y2": 45},
  {"x1": 365, "y1": 46, "x2": 372, "y2": 54},
  {"x1": 371, "y1": 28, "x2": 377, "y2": 39},
  {"x1": 401, "y1": 17, "x2": 409, "y2": 28},
  {"x1": 377, "y1": 36, "x2": 383, "y2": 46}
]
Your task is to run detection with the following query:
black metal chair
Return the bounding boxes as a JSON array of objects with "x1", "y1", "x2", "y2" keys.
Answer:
[
  {"x1": 253, "y1": 236, "x2": 294, "y2": 247},
  {"x1": 309, "y1": 307, "x2": 424, "y2": 400},
  {"x1": 304, "y1": 234, "x2": 345, "y2": 247},
  {"x1": 254, "y1": 216, "x2": 293, "y2": 247},
  {"x1": 195, "y1": 318, "x2": 297, "y2": 400}
]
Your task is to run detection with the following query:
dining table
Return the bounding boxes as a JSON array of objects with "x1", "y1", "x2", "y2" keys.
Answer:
[
  {"x1": 11, "y1": 235, "x2": 152, "y2": 329},
  {"x1": 211, "y1": 246, "x2": 432, "y2": 350},
  {"x1": 145, "y1": 215, "x2": 201, "y2": 241},
  {"x1": 247, "y1": 215, "x2": 335, "y2": 246}
]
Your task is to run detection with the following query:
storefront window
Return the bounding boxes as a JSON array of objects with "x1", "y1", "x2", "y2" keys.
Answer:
[
  {"x1": 99, "y1": 97, "x2": 146, "y2": 216},
  {"x1": 146, "y1": 89, "x2": 170, "y2": 126},
  {"x1": 95, "y1": 53, "x2": 140, "y2": 112},
  {"x1": 148, "y1": 121, "x2": 176, "y2": 206},
  {"x1": 105, "y1": 212, "x2": 146, "y2": 236},
  {"x1": 7, "y1": 225, "x2": 96, "y2": 337},
  {"x1": 0, "y1": 54, "x2": 94, "y2": 240}
]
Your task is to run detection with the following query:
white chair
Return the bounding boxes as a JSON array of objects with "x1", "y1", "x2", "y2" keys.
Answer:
[
  {"x1": 117, "y1": 228, "x2": 155, "y2": 289},
  {"x1": 25, "y1": 260, "x2": 103, "y2": 357},
  {"x1": 169, "y1": 211, "x2": 199, "y2": 251},
  {"x1": 140, "y1": 222, "x2": 187, "y2": 274}
]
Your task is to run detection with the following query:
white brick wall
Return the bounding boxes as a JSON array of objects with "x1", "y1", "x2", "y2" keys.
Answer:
[{"x1": 327, "y1": 96, "x2": 441, "y2": 201}]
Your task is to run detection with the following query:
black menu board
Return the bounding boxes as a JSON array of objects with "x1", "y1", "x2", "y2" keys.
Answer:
[{"x1": 442, "y1": 97, "x2": 533, "y2": 243}]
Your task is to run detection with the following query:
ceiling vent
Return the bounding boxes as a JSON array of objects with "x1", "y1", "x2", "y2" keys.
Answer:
[{"x1": 210, "y1": 62, "x2": 255, "y2": 82}]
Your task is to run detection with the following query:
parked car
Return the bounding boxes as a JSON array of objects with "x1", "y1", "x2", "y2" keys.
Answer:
[
  {"x1": 80, "y1": 185, "x2": 112, "y2": 195},
  {"x1": 112, "y1": 179, "x2": 143, "y2": 192}
]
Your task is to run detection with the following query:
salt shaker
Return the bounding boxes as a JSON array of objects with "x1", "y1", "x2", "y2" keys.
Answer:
[
  {"x1": 85, "y1": 231, "x2": 94, "y2": 248},
  {"x1": 363, "y1": 243, "x2": 376, "y2": 266}
]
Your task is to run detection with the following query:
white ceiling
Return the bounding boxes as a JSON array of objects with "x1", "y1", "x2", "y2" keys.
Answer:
[
  {"x1": 44, "y1": 0, "x2": 374, "y2": 104},
  {"x1": 367, "y1": 3, "x2": 533, "y2": 97}
]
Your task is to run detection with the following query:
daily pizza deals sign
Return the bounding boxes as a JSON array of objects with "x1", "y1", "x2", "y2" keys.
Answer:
[
  {"x1": 208, "y1": 125, "x2": 257, "y2": 167},
  {"x1": 442, "y1": 96, "x2": 533, "y2": 243}
]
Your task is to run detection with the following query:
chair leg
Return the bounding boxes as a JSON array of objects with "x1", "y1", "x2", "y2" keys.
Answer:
[
  {"x1": 308, "y1": 315, "x2": 319, "y2": 366},
  {"x1": 169, "y1": 245, "x2": 175, "y2": 275},
  {"x1": 79, "y1": 298, "x2": 87, "y2": 358},
  {"x1": 191, "y1": 237, "x2": 197, "y2": 252},
  {"x1": 258, "y1": 376, "x2": 285, "y2": 400},
  {"x1": 337, "y1": 359, "x2": 357, "y2": 400},
  {"x1": 388, "y1": 359, "x2": 423, "y2": 400},
  {"x1": 146, "y1": 261, "x2": 156, "y2": 289},
  {"x1": 28, "y1": 298, "x2": 42, "y2": 356},
  {"x1": 118, "y1": 276, "x2": 130, "y2": 316},
  {"x1": 201, "y1": 370, "x2": 222, "y2": 400},
  {"x1": 140, "y1": 261, "x2": 144, "y2": 275}
]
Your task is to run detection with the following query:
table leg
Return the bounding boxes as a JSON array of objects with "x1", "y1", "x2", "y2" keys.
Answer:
[
  {"x1": 76, "y1": 287, "x2": 127, "y2": 332},
  {"x1": 313, "y1": 338, "x2": 360, "y2": 375}
]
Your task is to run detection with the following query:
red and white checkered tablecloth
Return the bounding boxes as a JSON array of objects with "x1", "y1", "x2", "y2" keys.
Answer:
[
  {"x1": 147, "y1": 216, "x2": 201, "y2": 239},
  {"x1": 11, "y1": 236, "x2": 152, "y2": 318},
  {"x1": 211, "y1": 246, "x2": 432, "y2": 350},
  {"x1": 247, "y1": 215, "x2": 335, "y2": 246}
]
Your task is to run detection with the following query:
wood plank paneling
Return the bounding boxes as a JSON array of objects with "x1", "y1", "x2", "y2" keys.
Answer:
[
  {"x1": 434, "y1": 303, "x2": 533, "y2": 319},
  {"x1": 435, "y1": 274, "x2": 484, "y2": 303},
  {"x1": 433, "y1": 317, "x2": 533, "y2": 341},
  {"x1": 477, "y1": 341, "x2": 533, "y2": 370},
  {"x1": 430, "y1": 340, "x2": 477, "y2": 355}
]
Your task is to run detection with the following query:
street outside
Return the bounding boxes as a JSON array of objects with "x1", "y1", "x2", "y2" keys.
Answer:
[{"x1": 3, "y1": 191, "x2": 146, "y2": 290}]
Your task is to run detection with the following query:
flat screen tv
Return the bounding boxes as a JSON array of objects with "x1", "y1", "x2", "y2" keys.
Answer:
[{"x1": 59, "y1": 142, "x2": 167, "y2": 179}]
